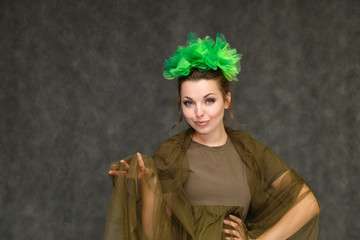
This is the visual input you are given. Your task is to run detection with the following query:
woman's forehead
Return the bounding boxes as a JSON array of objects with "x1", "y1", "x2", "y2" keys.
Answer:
[{"x1": 181, "y1": 79, "x2": 220, "y2": 97}]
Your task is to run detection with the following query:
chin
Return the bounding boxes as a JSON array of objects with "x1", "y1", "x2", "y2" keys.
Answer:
[
  {"x1": 193, "y1": 129, "x2": 208, "y2": 135},
  {"x1": 191, "y1": 125, "x2": 212, "y2": 135}
]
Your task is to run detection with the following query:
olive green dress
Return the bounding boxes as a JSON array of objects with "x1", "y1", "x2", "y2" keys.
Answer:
[
  {"x1": 104, "y1": 127, "x2": 320, "y2": 240},
  {"x1": 184, "y1": 138, "x2": 251, "y2": 239}
]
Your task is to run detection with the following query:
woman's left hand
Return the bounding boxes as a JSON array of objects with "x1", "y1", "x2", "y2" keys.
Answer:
[{"x1": 223, "y1": 215, "x2": 252, "y2": 240}]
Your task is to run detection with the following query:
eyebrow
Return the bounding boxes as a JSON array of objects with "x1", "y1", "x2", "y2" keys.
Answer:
[{"x1": 183, "y1": 93, "x2": 215, "y2": 100}]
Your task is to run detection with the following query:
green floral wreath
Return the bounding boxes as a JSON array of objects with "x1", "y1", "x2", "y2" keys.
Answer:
[{"x1": 163, "y1": 33, "x2": 242, "y2": 81}]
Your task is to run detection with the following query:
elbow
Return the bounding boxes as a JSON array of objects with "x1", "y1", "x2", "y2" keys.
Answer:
[
  {"x1": 302, "y1": 185, "x2": 321, "y2": 218},
  {"x1": 313, "y1": 200, "x2": 321, "y2": 217},
  {"x1": 309, "y1": 196, "x2": 321, "y2": 218},
  {"x1": 301, "y1": 188, "x2": 321, "y2": 219}
]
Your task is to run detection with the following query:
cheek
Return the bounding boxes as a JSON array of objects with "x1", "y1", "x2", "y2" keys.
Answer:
[
  {"x1": 208, "y1": 105, "x2": 225, "y2": 118},
  {"x1": 182, "y1": 107, "x2": 193, "y2": 119}
]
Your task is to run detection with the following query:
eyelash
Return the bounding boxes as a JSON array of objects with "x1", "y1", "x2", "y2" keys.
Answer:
[
  {"x1": 205, "y1": 98, "x2": 215, "y2": 104},
  {"x1": 182, "y1": 98, "x2": 215, "y2": 107},
  {"x1": 183, "y1": 101, "x2": 193, "y2": 106}
]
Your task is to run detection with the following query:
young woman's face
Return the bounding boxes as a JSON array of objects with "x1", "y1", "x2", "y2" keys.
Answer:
[{"x1": 180, "y1": 79, "x2": 230, "y2": 136}]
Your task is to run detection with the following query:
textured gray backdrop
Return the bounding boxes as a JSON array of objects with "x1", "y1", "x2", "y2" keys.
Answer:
[{"x1": 1, "y1": 0, "x2": 359, "y2": 239}]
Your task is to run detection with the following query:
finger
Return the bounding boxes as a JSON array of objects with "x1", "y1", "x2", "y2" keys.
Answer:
[
  {"x1": 120, "y1": 160, "x2": 130, "y2": 171},
  {"x1": 223, "y1": 219, "x2": 240, "y2": 230},
  {"x1": 229, "y1": 215, "x2": 243, "y2": 225},
  {"x1": 137, "y1": 152, "x2": 145, "y2": 170},
  {"x1": 110, "y1": 163, "x2": 120, "y2": 171},
  {"x1": 108, "y1": 170, "x2": 120, "y2": 176},
  {"x1": 224, "y1": 218, "x2": 246, "y2": 240},
  {"x1": 225, "y1": 237, "x2": 240, "y2": 240},
  {"x1": 229, "y1": 215, "x2": 246, "y2": 238},
  {"x1": 229, "y1": 215, "x2": 245, "y2": 232},
  {"x1": 229, "y1": 215, "x2": 246, "y2": 233},
  {"x1": 223, "y1": 228, "x2": 241, "y2": 238}
]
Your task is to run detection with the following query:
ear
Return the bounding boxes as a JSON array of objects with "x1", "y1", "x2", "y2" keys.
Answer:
[{"x1": 224, "y1": 92, "x2": 231, "y2": 109}]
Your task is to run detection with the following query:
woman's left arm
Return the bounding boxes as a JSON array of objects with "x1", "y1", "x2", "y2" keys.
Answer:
[
  {"x1": 254, "y1": 144, "x2": 321, "y2": 240},
  {"x1": 255, "y1": 183, "x2": 320, "y2": 240},
  {"x1": 223, "y1": 183, "x2": 320, "y2": 240},
  {"x1": 224, "y1": 137, "x2": 321, "y2": 240}
]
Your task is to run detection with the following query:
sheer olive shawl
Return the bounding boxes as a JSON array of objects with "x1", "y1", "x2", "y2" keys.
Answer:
[{"x1": 104, "y1": 127, "x2": 320, "y2": 239}]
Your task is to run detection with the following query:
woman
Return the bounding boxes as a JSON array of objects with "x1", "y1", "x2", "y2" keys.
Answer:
[{"x1": 104, "y1": 34, "x2": 320, "y2": 240}]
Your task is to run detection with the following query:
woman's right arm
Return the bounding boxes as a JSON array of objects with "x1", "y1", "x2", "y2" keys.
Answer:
[{"x1": 109, "y1": 152, "x2": 159, "y2": 240}]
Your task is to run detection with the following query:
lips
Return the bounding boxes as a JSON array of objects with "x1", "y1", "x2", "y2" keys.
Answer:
[{"x1": 194, "y1": 120, "x2": 209, "y2": 126}]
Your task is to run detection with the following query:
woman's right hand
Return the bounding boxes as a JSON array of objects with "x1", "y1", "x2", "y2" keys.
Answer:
[{"x1": 108, "y1": 152, "x2": 146, "y2": 181}]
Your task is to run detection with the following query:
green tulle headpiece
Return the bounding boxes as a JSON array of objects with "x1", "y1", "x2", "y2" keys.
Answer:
[{"x1": 163, "y1": 33, "x2": 242, "y2": 81}]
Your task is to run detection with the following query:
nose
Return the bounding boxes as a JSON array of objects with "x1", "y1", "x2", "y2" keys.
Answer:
[{"x1": 195, "y1": 104, "x2": 204, "y2": 118}]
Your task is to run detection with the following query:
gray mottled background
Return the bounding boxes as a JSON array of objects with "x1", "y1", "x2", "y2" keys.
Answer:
[{"x1": 1, "y1": 0, "x2": 359, "y2": 239}]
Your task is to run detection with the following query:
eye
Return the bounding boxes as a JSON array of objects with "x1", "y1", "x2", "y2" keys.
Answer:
[
  {"x1": 183, "y1": 101, "x2": 193, "y2": 106},
  {"x1": 205, "y1": 98, "x2": 215, "y2": 104}
]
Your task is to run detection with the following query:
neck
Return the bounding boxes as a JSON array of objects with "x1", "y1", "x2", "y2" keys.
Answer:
[{"x1": 192, "y1": 125, "x2": 228, "y2": 147}]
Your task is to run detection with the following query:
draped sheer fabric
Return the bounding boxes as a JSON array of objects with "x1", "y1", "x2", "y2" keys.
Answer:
[{"x1": 104, "y1": 127, "x2": 320, "y2": 239}]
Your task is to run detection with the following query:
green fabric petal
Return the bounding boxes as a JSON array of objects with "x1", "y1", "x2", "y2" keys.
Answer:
[{"x1": 163, "y1": 33, "x2": 242, "y2": 81}]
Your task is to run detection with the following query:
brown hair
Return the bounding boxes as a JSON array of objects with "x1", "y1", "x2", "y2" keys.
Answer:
[{"x1": 172, "y1": 68, "x2": 242, "y2": 128}]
